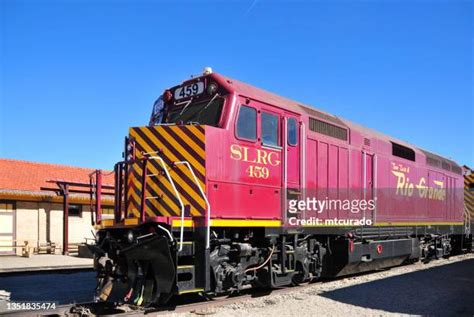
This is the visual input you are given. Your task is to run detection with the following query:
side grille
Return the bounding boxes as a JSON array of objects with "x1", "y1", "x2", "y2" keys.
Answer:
[{"x1": 309, "y1": 117, "x2": 348, "y2": 141}]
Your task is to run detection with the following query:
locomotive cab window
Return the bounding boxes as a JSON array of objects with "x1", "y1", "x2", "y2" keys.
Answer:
[
  {"x1": 236, "y1": 105, "x2": 257, "y2": 141},
  {"x1": 165, "y1": 97, "x2": 224, "y2": 126},
  {"x1": 287, "y1": 118, "x2": 298, "y2": 146},
  {"x1": 261, "y1": 112, "x2": 280, "y2": 147}
]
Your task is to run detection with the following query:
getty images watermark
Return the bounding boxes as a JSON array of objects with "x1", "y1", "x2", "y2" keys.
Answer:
[{"x1": 287, "y1": 197, "x2": 377, "y2": 226}]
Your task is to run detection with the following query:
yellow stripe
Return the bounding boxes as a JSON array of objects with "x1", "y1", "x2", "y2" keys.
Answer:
[
  {"x1": 178, "y1": 288, "x2": 204, "y2": 295},
  {"x1": 211, "y1": 219, "x2": 282, "y2": 227},
  {"x1": 124, "y1": 218, "x2": 139, "y2": 225},
  {"x1": 131, "y1": 162, "x2": 174, "y2": 217},
  {"x1": 172, "y1": 219, "x2": 194, "y2": 227},
  {"x1": 131, "y1": 129, "x2": 205, "y2": 216},
  {"x1": 171, "y1": 220, "x2": 463, "y2": 228},
  {"x1": 187, "y1": 125, "x2": 205, "y2": 140},
  {"x1": 172, "y1": 219, "x2": 283, "y2": 227},
  {"x1": 375, "y1": 222, "x2": 464, "y2": 226},
  {"x1": 130, "y1": 127, "x2": 205, "y2": 216},
  {"x1": 151, "y1": 127, "x2": 206, "y2": 177},
  {"x1": 95, "y1": 219, "x2": 114, "y2": 229},
  {"x1": 134, "y1": 161, "x2": 179, "y2": 215},
  {"x1": 131, "y1": 130, "x2": 198, "y2": 216},
  {"x1": 170, "y1": 127, "x2": 205, "y2": 161},
  {"x1": 127, "y1": 176, "x2": 144, "y2": 217}
]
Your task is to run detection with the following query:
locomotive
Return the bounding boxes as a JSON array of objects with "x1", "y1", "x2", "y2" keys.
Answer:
[{"x1": 90, "y1": 68, "x2": 471, "y2": 306}]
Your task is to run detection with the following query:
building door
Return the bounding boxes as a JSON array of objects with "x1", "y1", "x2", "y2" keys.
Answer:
[{"x1": 0, "y1": 202, "x2": 15, "y2": 255}]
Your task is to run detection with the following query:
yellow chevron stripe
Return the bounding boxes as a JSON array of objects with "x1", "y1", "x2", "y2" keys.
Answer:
[
  {"x1": 126, "y1": 165, "x2": 140, "y2": 217},
  {"x1": 133, "y1": 128, "x2": 205, "y2": 214},
  {"x1": 189, "y1": 125, "x2": 205, "y2": 139},
  {"x1": 131, "y1": 161, "x2": 176, "y2": 217},
  {"x1": 169, "y1": 127, "x2": 205, "y2": 161},
  {"x1": 127, "y1": 164, "x2": 161, "y2": 218},
  {"x1": 127, "y1": 184, "x2": 142, "y2": 217},
  {"x1": 130, "y1": 128, "x2": 205, "y2": 217},
  {"x1": 149, "y1": 127, "x2": 206, "y2": 178},
  {"x1": 131, "y1": 132, "x2": 204, "y2": 217}
]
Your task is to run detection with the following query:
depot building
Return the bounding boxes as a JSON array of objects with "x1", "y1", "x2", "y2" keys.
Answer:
[{"x1": 0, "y1": 158, "x2": 114, "y2": 256}]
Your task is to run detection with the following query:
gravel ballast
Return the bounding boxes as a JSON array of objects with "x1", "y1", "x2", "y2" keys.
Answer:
[{"x1": 175, "y1": 253, "x2": 474, "y2": 317}]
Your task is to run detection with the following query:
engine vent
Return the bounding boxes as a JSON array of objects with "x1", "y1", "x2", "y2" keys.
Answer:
[
  {"x1": 391, "y1": 142, "x2": 416, "y2": 162},
  {"x1": 309, "y1": 118, "x2": 348, "y2": 141},
  {"x1": 442, "y1": 161, "x2": 451, "y2": 171},
  {"x1": 426, "y1": 156, "x2": 441, "y2": 168},
  {"x1": 420, "y1": 149, "x2": 462, "y2": 175},
  {"x1": 451, "y1": 165, "x2": 462, "y2": 174}
]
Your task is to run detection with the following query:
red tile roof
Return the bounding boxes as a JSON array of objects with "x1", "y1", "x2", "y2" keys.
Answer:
[{"x1": 0, "y1": 158, "x2": 114, "y2": 192}]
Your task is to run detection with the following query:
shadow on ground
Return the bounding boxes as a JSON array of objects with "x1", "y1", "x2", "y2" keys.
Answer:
[
  {"x1": 320, "y1": 259, "x2": 474, "y2": 316},
  {"x1": 0, "y1": 270, "x2": 96, "y2": 305}
]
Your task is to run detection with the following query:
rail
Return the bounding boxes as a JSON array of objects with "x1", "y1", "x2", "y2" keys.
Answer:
[
  {"x1": 174, "y1": 161, "x2": 211, "y2": 249},
  {"x1": 144, "y1": 155, "x2": 187, "y2": 252}
]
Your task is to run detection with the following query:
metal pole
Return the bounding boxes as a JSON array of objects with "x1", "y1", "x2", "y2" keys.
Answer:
[
  {"x1": 140, "y1": 159, "x2": 148, "y2": 223},
  {"x1": 63, "y1": 184, "x2": 69, "y2": 255},
  {"x1": 115, "y1": 163, "x2": 124, "y2": 223},
  {"x1": 96, "y1": 170, "x2": 102, "y2": 224}
]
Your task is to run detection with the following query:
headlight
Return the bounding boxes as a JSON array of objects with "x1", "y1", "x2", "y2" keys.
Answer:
[
  {"x1": 126, "y1": 230, "x2": 134, "y2": 243},
  {"x1": 207, "y1": 82, "x2": 218, "y2": 95}
]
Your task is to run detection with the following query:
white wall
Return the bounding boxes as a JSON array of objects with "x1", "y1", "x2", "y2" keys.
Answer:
[{"x1": 15, "y1": 201, "x2": 95, "y2": 252}]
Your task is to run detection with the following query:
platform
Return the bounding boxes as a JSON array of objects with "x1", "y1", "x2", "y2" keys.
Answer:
[{"x1": 0, "y1": 255, "x2": 93, "y2": 273}]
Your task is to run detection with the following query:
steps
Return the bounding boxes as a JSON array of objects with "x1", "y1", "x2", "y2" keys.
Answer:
[{"x1": 173, "y1": 225, "x2": 209, "y2": 295}]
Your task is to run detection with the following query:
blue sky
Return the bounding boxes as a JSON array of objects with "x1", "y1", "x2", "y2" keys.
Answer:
[{"x1": 1, "y1": 0, "x2": 472, "y2": 169}]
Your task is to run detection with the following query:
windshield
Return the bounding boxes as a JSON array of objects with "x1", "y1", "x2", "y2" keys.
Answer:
[{"x1": 165, "y1": 97, "x2": 224, "y2": 126}]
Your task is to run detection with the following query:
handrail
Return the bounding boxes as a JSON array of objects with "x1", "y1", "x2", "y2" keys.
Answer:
[
  {"x1": 283, "y1": 118, "x2": 288, "y2": 224},
  {"x1": 464, "y1": 205, "x2": 471, "y2": 236},
  {"x1": 146, "y1": 155, "x2": 187, "y2": 251},
  {"x1": 300, "y1": 121, "x2": 306, "y2": 220},
  {"x1": 175, "y1": 161, "x2": 211, "y2": 249}
]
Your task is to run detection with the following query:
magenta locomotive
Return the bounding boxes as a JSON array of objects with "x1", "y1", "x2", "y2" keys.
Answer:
[{"x1": 90, "y1": 68, "x2": 471, "y2": 306}]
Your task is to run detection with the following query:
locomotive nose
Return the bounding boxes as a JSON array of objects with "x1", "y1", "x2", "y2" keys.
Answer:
[{"x1": 125, "y1": 125, "x2": 207, "y2": 220}]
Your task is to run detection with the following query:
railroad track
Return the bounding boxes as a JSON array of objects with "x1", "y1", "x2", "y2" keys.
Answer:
[
  {"x1": 4, "y1": 253, "x2": 473, "y2": 317},
  {"x1": 1, "y1": 280, "x2": 319, "y2": 316}
]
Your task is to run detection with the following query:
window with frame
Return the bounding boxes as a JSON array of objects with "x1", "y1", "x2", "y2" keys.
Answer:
[
  {"x1": 261, "y1": 112, "x2": 279, "y2": 147},
  {"x1": 68, "y1": 204, "x2": 82, "y2": 217},
  {"x1": 236, "y1": 105, "x2": 257, "y2": 141},
  {"x1": 288, "y1": 118, "x2": 298, "y2": 146},
  {"x1": 0, "y1": 202, "x2": 13, "y2": 213}
]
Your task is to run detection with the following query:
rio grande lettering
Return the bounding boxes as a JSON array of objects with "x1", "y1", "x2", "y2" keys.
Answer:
[{"x1": 392, "y1": 170, "x2": 445, "y2": 201}]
